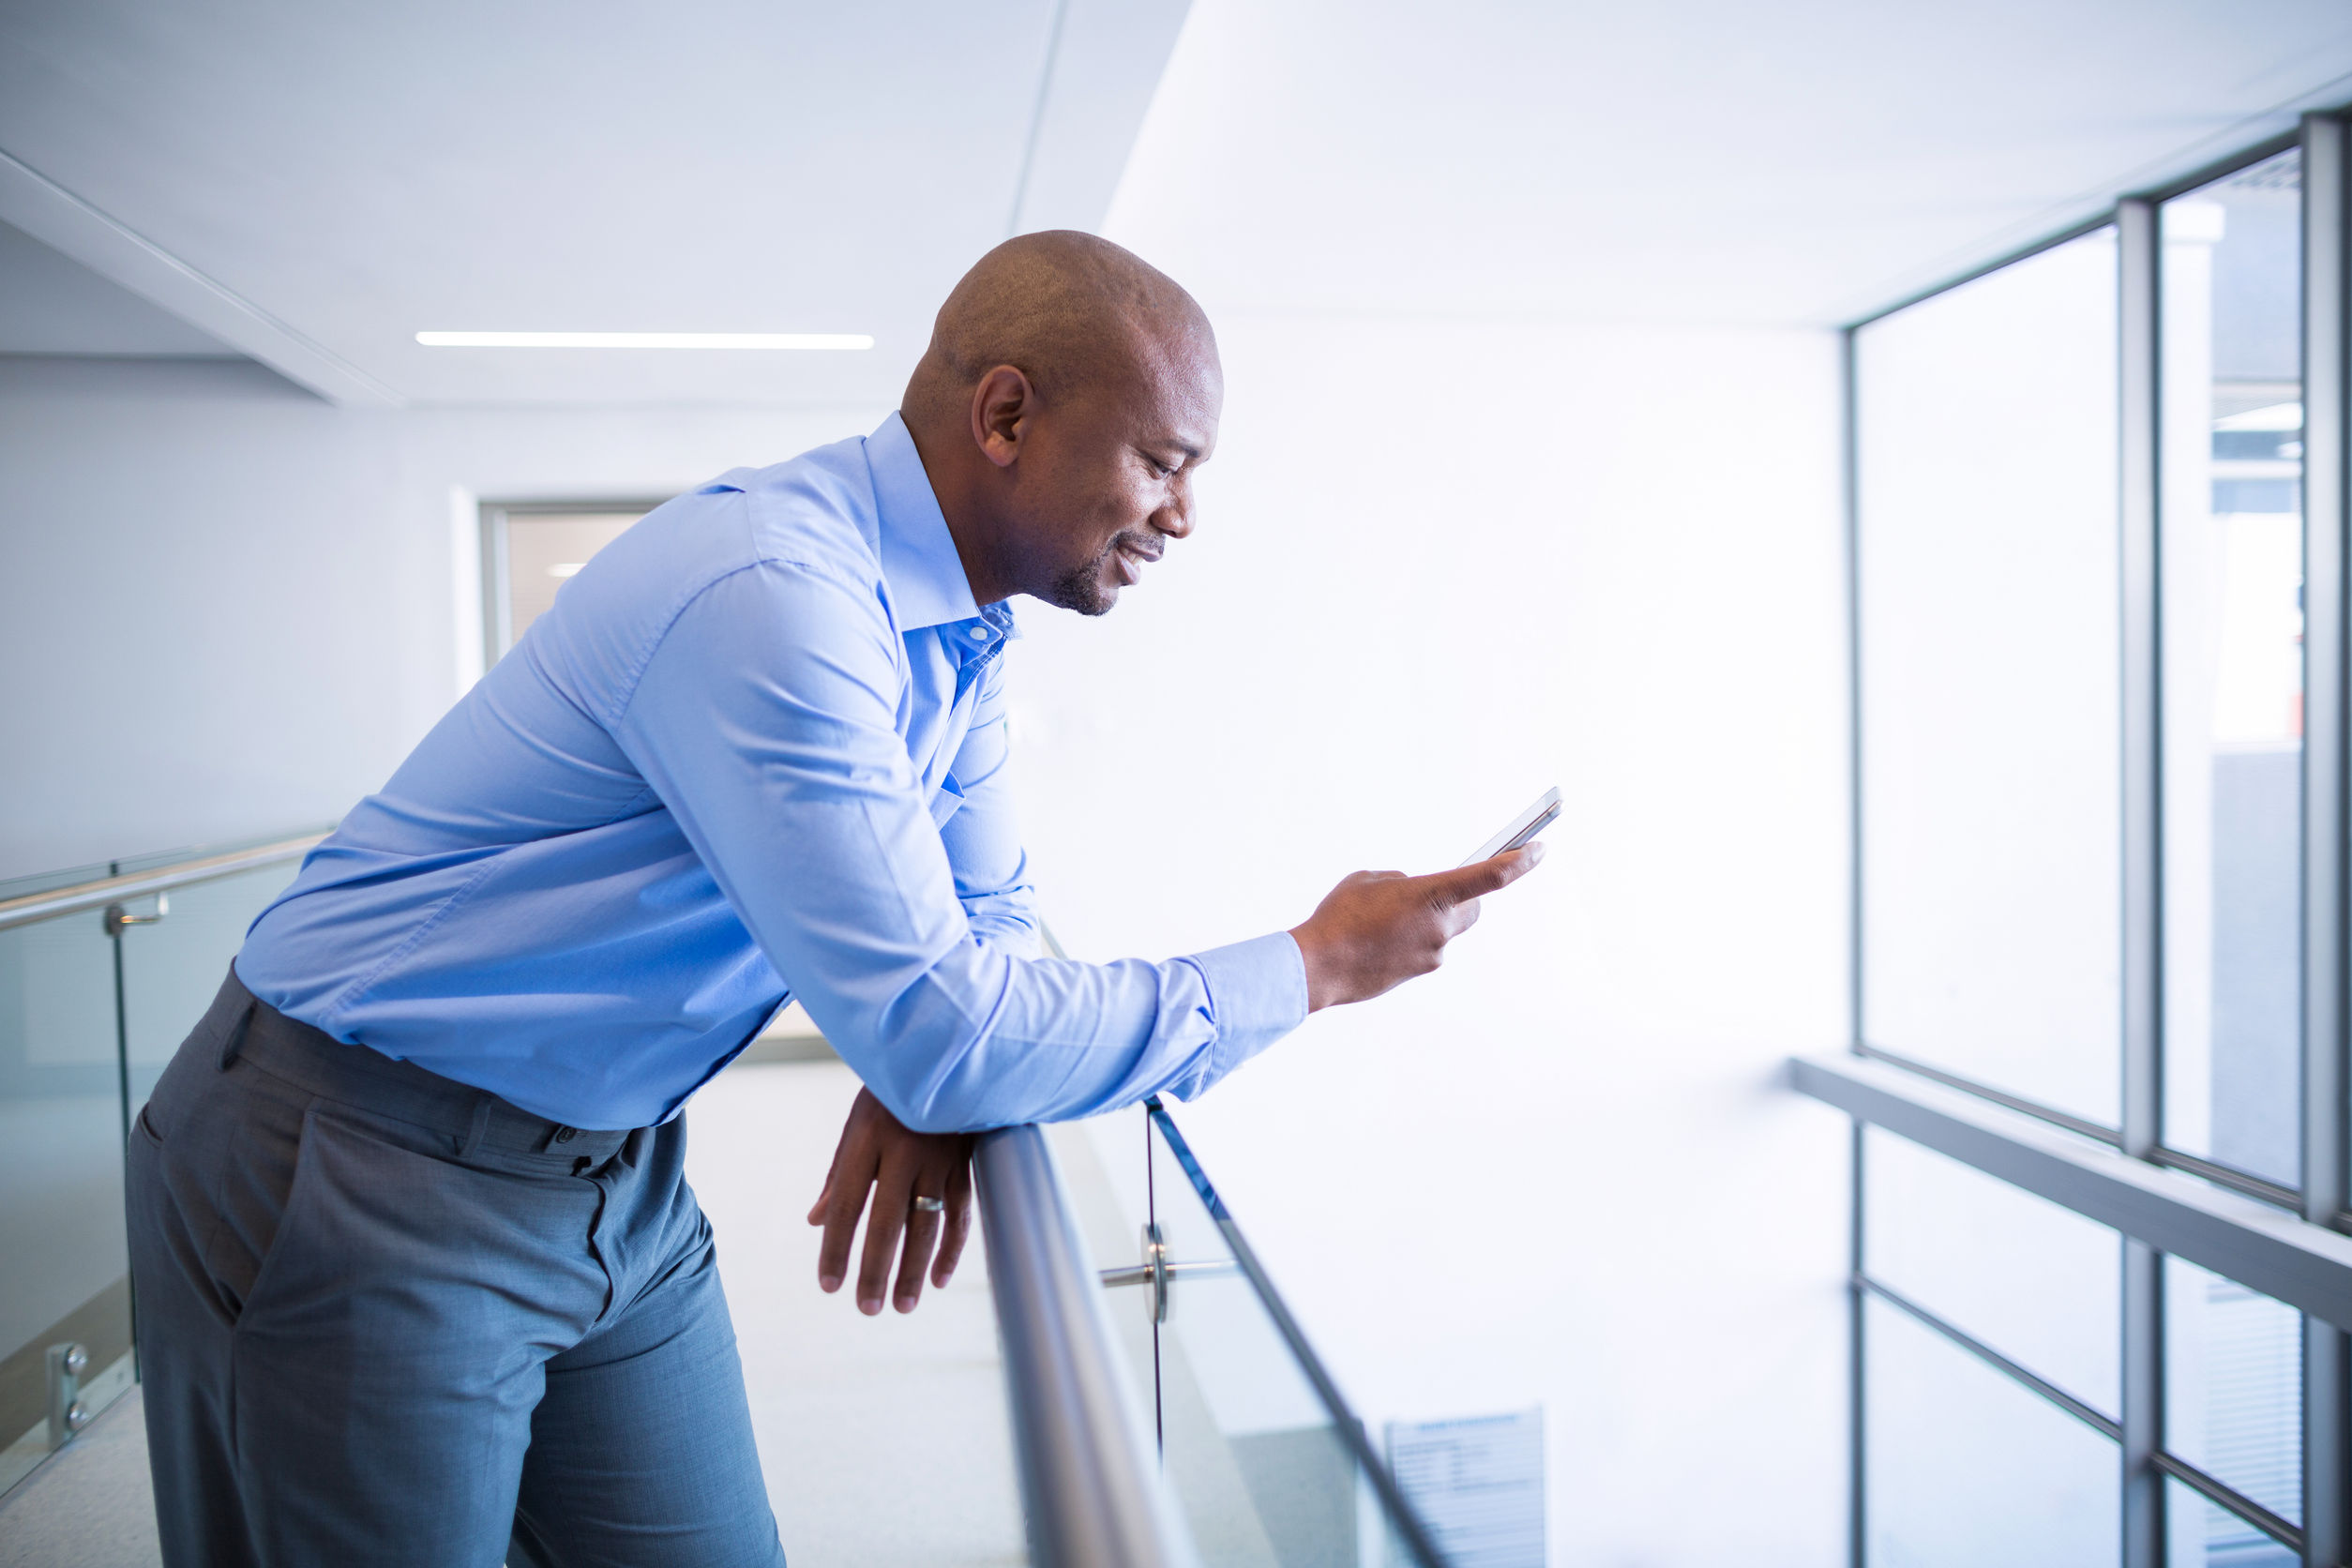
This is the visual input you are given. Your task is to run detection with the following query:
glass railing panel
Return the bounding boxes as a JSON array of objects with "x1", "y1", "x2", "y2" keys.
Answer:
[
  {"x1": 0, "y1": 859, "x2": 113, "y2": 902},
  {"x1": 117, "y1": 862, "x2": 299, "y2": 1115},
  {"x1": 1046, "y1": 1111, "x2": 1166, "y2": 1435},
  {"x1": 0, "y1": 835, "x2": 314, "y2": 1498},
  {"x1": 106, "y1": 826, "x2": 321, "y2": 879},
  {"x1": 1131, "y1": 1101, "x2": 1450, "y2": 1568},
  {"x1": 0, "y1": 906, "x2": 136, "y2": 1493}
]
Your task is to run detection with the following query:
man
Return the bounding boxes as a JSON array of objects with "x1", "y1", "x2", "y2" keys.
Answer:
[{"x1": 128, "y1": 232, "x2": 1540, "y2": 1567}]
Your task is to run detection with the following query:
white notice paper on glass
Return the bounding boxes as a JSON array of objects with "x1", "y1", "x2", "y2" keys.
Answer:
[{"x1": 1384, "y1": 1407, "x2": 1545, "y2": 1568}]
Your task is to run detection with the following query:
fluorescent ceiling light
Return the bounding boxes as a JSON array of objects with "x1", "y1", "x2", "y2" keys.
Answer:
[{"x1": 415, "y1": 330, "x2": 872, "y2": 351}]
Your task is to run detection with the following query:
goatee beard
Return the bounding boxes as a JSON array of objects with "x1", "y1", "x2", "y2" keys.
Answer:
[{"x1": 1043, "y1": 539, "x2": 1128, "y2": 617}]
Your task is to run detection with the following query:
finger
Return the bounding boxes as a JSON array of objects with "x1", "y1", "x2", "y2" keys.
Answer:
[
  {"x1": 1434, "y1": 840, "x2": 1545, "y2": 903},
  {"x1": 857, "y1": 1155, "x2": 917, "y2": 1315},
  {"x1": 815, "y1": 1148, "x2": 877, "y2": 1294},
  {"x1": 932, "y1": 1153, "x2": 975, "y2": 1288},
  {"x1": 818, "y1": 1161, "x2": 874, "y2": 1297},
  {"x1": 806, "y1": 1150, "x2": 839, "y2": 1227},
  {"x1": 807, "y1": 1107, "x2": 860, "y2": 1226},
  {"x1": 893, "y1": 1184, "x2": 946, "y2": 1313}
]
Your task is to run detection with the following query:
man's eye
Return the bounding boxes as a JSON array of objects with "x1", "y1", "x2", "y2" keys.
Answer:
[{"x1": 1144, "y1": 454, "x2": 1176, "y2": 479}]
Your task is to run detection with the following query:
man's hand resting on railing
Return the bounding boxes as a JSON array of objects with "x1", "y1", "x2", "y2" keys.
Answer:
[
  {"x1": 1288, "y1": 843, "x2": 1545, "y2": 1011},
  {"x1": 808, "y1": 1088, "x2": 974, "y2": 1316}
]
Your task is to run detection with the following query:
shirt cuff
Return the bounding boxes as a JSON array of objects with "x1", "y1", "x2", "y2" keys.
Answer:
[{"x1": 1184, "y1": 930, "x2": 1309, "y2": 1087}]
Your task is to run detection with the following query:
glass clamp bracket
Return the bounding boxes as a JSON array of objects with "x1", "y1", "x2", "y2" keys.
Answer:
[
  {"x1": 1098, "y1": 1223, "x2": 1237, "y2": 1323},
  {"x1": 45, "y1": 1343, "x2": 91, "y2": 1449},
  {"x1": 101, "y1": 894, "x2": 168, "y2": 937}
]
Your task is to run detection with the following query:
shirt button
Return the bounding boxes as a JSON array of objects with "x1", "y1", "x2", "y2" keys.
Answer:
[
  {"x1": 554, "y1": 1126, "x2": 577, "y2": 1144},
  {"x1": 968, "y1": 626, "x2": 992, "y2": 642}
]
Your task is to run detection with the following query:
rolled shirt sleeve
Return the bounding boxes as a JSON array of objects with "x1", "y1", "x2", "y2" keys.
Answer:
[{"x1": 615, "y1": 558, "x2": 1306, "y2": 1134}]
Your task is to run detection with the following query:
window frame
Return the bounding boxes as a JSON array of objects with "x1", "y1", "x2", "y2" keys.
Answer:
[
  {"x1": 476, "y1": 498, "x2": 665, "y2": 669},
  {"x1": 1813, "y1": 110, "x2": 2352, "y2": 1568}
]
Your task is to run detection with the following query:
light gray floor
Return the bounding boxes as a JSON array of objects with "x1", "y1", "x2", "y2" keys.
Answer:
[
  {"x1": 0, "y1": 1059, "x2": 1026, "y2": 1568},
  {"x1": 0, "y1": 1384, "x2": 157, "y2": 1568},
  {"x1": 690, "y1": 1060, "x2": 1027, "y2": 1568}
]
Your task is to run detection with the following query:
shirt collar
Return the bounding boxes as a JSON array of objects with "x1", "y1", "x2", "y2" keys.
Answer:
[{"x1": 867, "y1": 411, "x2": 987, "y2": 632}]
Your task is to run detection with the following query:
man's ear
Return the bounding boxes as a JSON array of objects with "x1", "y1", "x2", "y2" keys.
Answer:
[{"x1": 969, "y1": 365, "x2": 1033, "y2": 471}]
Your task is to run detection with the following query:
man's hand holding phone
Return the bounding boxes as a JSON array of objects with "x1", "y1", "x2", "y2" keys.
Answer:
[
  {"x1": 807, "y1": 786, "x2": 1556, "y2": 1311},
  {"x1": 1288, "y1": 787, "x2": 1555, "y2": 1013}
]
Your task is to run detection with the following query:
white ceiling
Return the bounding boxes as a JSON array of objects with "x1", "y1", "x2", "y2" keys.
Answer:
[
  {"x1": 0, "y1": 218, "x2": 233, "y2": 355},
  {"x1": 1108, "y1": 0, "x2": 2352, "y2": 327},
  {"x1": 6, "y1": 0, "x2": 2352, "y2": 405},
  {"x1": 0, "y1": 0, "x2": 1187, "y2": 406}
]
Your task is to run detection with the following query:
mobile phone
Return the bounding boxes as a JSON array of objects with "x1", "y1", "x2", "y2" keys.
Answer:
[{"x1": 1459, "y1": 786, "x2": 1561, "y2": 867}]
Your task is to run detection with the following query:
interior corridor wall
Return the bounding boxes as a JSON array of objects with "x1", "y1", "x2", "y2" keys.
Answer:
[
  {"x1": 1010, "y1": 314, "x2": 1853, "y2": 1564},
  {"x1": 0, "y1": 354, "x2": 883, "y2": 880},
  {"x1": 3, "y1": 326, "x2": 1853, "y2": 1559}
]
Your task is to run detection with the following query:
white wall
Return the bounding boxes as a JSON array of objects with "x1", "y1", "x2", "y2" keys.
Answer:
[
  {"x1": 1011, "y1": 313, "x2": 1854, "y2": 1564},
  {"x1": 3, "y1": 315, "x2": 1853, "y2": 1563},
  {"x1": 0, "y1": 354, "x2": 883, "y2": 880}
]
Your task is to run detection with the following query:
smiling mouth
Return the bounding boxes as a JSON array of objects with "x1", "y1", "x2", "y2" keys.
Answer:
[{"x1": 1109, "y1": 537, "x2": 1161, "y2": 587}]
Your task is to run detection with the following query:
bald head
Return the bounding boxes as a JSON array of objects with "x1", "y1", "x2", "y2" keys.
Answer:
[
  {"x1": 903, "y1": 231, "x2": 1214, "y2": 428},
  {"x1": 900, "y1": 233, "x2": 1222, "y2": 617}
]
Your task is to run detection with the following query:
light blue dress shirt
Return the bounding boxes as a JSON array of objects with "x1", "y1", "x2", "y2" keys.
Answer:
[{"x1": 237, "y1": 414, "x2": 1306, "y2": 1132}]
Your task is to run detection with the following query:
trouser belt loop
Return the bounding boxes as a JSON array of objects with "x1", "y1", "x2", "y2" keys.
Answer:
[{"x1": 457, "y1": 1095, "x2": 494, "y2": 1159}]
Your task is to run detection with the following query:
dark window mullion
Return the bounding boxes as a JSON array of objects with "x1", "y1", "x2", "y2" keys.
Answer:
[{"x1": 2297, "y1": 107, "x2": 2352, "y2": 1568}]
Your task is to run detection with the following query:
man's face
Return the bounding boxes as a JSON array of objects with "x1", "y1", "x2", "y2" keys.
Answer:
[{"x1": 1006, "y1": 333, "x2": 1221, "y2": 616}]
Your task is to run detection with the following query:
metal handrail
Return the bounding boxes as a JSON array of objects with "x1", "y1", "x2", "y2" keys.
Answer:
[
  {"x1": 973, "y1": 1123, "x2": 1198, "y2": 1568},
  {"x1": 0, "y1": 834, "x2": 325, "y2": 933}
]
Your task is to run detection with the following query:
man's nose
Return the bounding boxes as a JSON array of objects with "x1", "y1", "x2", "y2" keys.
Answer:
[{"x1": 1153, "y1": 489, "x2": 1196, "y2": 540}]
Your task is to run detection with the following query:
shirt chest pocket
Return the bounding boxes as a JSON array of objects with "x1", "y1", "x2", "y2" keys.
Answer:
[{"x1": 927, "y1": 776, "x2": 966, "y2": 830}]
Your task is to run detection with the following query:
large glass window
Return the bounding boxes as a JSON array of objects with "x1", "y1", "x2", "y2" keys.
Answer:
[
  {"x1": 2160, "y1": 150, "x2": 2306, "y2": 1191},
  {"x1": 1862, "y1": 1127, "x2": 2119, "y2": 1416},
  {"x1": 2166, "y1": 1478, "x2": 2297, "y2": 1567},
  {"x1": 2163, "y1": 1255, "x2": 2302, "y2": 1528},
  {"x1": 1856, "y1": 228, "x2": 2122, "y2": 1127},
  {"x1": 1864, "y1": 1294, "x2": 2119, "y2": 1567},
  {"x1": 1844, "y1": 117, "x2": 2349, "y2": 1568}
]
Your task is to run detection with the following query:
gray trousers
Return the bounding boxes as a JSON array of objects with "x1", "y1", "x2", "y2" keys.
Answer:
[{"x1": 126, "y1": 969, "x2": 788, "y2": 1568}]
